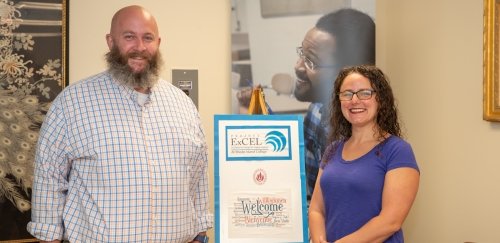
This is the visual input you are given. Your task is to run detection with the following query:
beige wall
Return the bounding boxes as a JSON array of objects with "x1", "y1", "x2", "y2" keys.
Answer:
[
  {"x1": 378, "y1": 0, "x2": 500, "y2": 242},
  {"x1": 70, "y1": 0, "x2": 500, "y2": 242}
]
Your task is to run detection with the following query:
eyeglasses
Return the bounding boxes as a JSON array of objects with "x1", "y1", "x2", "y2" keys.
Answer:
[
  {"x1": 296, "y1": 46, "x2": 336, "y2": 71},
  {"x1": 338, "y1": 89, "x2": 376, "y2": 101}
]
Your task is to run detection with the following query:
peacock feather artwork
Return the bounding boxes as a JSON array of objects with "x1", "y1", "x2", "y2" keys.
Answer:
[{"x1": 0, "y1": 0, "x2": 64, "y2": 214}]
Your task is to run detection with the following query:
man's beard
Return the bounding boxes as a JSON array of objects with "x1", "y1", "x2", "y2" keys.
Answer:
[{"x1": 105, "y1": 46, "x2": 163, "y2": 89}]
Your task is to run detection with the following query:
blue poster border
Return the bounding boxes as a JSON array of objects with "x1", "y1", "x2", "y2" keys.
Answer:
[{"x1": 213, "y1": 114, "x2": 308, "y2": 243}]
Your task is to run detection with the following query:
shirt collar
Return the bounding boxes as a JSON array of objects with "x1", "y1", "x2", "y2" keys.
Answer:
[{"x1": 107, "y1": 71, "x2": 154, "y2": 106}]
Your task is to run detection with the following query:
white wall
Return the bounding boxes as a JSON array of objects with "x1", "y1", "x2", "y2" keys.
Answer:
[{"x1": 70, "y1": 1, "x2": 500, "y2": 242}]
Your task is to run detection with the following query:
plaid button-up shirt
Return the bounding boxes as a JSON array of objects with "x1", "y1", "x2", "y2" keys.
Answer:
[
  {"x1": 303, "y1": 102, "x2": 329, "y2": 201},
  {"x1": 28, "y1": 72, "x2": 213, "y2": 242}
]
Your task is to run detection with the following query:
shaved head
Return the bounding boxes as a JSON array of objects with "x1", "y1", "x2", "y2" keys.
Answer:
[
  {"x1": 105, "y1": 5, "x2": 162, "y2": 90},
  {"x1": 110, "y1": 5, "x2": 159, "y2": 38}
]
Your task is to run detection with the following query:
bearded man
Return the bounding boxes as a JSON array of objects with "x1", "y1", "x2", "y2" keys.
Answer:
[{"x1": 27, "y1": 5, "x2": 212, "y2": 243}]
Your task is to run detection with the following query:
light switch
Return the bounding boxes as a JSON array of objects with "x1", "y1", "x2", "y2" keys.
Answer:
[{"x1": 172, "y1": 69, "x2": 198, "y2": 108}]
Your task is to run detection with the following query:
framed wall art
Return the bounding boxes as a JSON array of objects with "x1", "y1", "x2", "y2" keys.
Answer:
[
  {"x1": 0, "y1": 0, "x2": 68, "y2": 241},
  {"x1": 484, "y1": 0, "x2": 500, "y2": 121}
]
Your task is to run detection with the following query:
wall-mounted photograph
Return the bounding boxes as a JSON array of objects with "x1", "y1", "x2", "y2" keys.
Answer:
[
  {"x1": 230, "y1": 0, "x2": 376, "y2": 116},
  {"x1": 0, "y1": 0, "x2": 67, "y2": 241}
]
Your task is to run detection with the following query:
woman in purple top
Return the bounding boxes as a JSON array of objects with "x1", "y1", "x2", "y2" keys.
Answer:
[{"x1": 308, "y1": 65, "x2": 420, "y2": 243}]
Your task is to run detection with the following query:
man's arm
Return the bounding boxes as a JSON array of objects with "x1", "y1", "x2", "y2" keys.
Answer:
[
  {"x1": 190, "y1": 121, "x2": 214, "y2": 233},
  {"x1": 27, "y1": 100, "x2": 70, "y2": 241}
]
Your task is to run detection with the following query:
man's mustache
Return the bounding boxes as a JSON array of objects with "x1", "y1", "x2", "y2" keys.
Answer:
[{"x1": 127, "y1": 51, "x2": 151, "y2": 60}]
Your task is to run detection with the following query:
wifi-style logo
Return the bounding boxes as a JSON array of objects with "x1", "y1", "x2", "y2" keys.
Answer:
[{"x1": 265, "y1": 131, "x2": 287, "y2": 152}]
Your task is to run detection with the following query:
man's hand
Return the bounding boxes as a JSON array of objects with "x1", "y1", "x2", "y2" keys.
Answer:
[{"x1": 236, "y1": 86, "x2": 254, "y2": 107}]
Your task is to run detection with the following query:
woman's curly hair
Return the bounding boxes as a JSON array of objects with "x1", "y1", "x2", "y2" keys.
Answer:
[
  {"x1": 323, "y1": 65, "x2": 402, "y2": 163},
  {"x1": 322, "y1": 65, "x2": 402, "y2": 165}
]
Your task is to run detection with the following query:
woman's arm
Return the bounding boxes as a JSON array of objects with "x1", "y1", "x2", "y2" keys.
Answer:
[
  {"x1": 335, "y1": 167, "x2": 420, "y2": 243},
  {"x1": 309, "y1": 169, "x2": 329, "y2": 243}
]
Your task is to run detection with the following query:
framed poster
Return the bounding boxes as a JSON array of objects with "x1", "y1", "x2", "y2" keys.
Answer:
[
  {"x1": 214, "y1": 114, "x2": 308, "y2": 243},
  {"x1": 0, "y1": 0, "x2": 68, "y2": 241}
]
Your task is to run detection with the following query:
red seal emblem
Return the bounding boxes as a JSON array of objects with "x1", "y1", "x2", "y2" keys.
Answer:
[{"x1": 253, "y1": 168, "x2": 267, "y2": 185}]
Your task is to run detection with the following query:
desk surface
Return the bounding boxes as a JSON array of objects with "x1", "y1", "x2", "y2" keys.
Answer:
[{"x1": 263, "y1": 89, "x2": 310, "y2": 114}]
